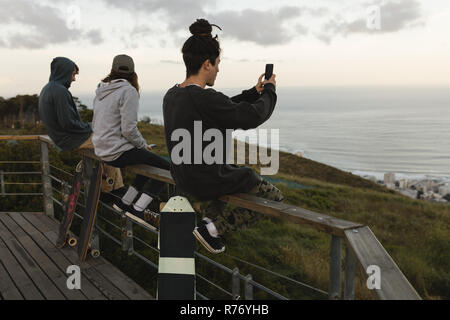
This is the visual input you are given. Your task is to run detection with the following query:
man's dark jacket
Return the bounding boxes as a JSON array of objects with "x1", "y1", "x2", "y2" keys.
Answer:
[
  {"x1": 163, "y1": 84, "x2": 277, "y2": 201},
  {"x1": 39, "y1": 57, "x2": 92, "y2": 150}
]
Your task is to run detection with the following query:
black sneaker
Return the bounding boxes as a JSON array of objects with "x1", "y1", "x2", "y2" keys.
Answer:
[
  {"x1": 102, "y1": 187, "x2": 127, "y2": 206},
  {"x1": 193, "y1": 220, "x2": 225, "y2": 254}
]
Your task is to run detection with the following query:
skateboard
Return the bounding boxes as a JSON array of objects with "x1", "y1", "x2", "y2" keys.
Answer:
[
  {"x1": 78, "y1": 162, "x2": 103, "y2": 262},
  {"x1": 56, "y1": 161, "x2": 83, "y2": 248},
  {"x1": 125, "y1": 212, "x2": 158, "y2": 232}
]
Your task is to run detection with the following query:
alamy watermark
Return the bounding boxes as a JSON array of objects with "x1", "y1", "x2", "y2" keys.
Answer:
[
  {"x1": 366, "y1": 265, "x2": 381, "y2": 290},
  {"x1": 366, "y1": 5, "x2": 381, "y2": 30},
  {"x1": 66, "y1": 265, "x2": 81, "y2": 290},
  {"x1": 170, "y1": 121, "x2": 279, "y2": 175},
  {"x1": 66, "y1": 5, "x2": 82, "y2": 30}
]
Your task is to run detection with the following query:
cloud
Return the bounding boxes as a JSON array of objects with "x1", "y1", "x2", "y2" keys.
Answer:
[
  {"x1": 322, "y1": 0, "x2": 424, "y2": 39},
  {"x1": 103, "y1": 0, "x2": 308, "y2": 46},
  {"x1": 105, "y1": 0, "x2": 210, "y2": 32},
  {"x1": 210, "y1": 7, "x2": 303, "y2": 45},
  {"x1": 0, "y1": 0, "x2": 103, "y2": 49}
]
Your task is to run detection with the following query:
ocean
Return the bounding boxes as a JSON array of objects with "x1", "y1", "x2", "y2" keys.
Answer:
[{"x1": 78, "y1": 86, "x2": 450, "y2": 181}]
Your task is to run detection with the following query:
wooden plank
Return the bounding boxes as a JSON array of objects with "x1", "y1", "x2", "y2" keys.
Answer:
[
  {"x1": 344, "y1": 227, "x2": 421, "y2": 300},
  {"x1": 19, "y1": 212, "x2": 54, "y2": 233},
  {"x1": 0, "y1": 135, "x2": 40, "y2": 141},
  {"x1": 126, "y1": 164, "x2": 175, "y2": 185},
  {"x1": 220, "y1": 193, "x2": 363, "y2": 236},
  {"x1": 94, "y1": 261, "x2": 153, "y2": 300},
  {"x1": 0, "y1": 216, "x2": 65, "y2": 300},
  {"x1": 82, "y1": 265, "x2": 130, "y2": 300},
  {"x1": 0, "y1": 258, "x2": 23, "y2": 300},
  {"x1": 9, "y1": 213, "x2": 89, "y2": 300},
  {"x1": 19, "y1": 213, "x2": 107, "y2": 300},
  {"x1": 78, "y1": 147, "x2": 365, "y2": 237},
  {"x1": 0, "y1": 237, "x2": 43, "y2": 300},
  {"x1": 28, "y1": 214, "x2": 135, "y2": 300}
]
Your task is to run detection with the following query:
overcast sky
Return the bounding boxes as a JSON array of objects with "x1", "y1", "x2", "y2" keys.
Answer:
[{"x1": 0, "y1": 0, "x2": 449, "y2": 97}]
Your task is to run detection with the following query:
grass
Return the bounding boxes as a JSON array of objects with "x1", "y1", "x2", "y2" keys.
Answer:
[
  {"x1": 1, "y1": 122, "x2": 449, "y2": 300},
  {"x1": 136, "y1": 122, "x2": 449, "y2": 299}
]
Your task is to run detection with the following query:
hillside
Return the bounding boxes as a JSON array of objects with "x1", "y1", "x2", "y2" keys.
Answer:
[{"x1": 1, "y1": 121, "x2": 449, "y2": 299}]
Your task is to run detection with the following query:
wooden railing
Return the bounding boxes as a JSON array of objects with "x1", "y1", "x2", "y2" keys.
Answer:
[{"x1": 0, "y1": 135, "x2": 422, "y2": 300}]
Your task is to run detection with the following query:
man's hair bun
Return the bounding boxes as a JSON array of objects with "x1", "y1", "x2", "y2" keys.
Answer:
[{"x1": 189, "y1": 19, "x2": 212, "y2": 36}]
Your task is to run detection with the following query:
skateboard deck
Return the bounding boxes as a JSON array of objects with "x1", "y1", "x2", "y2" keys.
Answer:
[
  {"x1": 56, "y1": 161, "x2": 83, "y2": 248},
  {"x1": 124, "y1": 212, "x2": 158, "y2": 232},
  {"x1": 78, "y1": 162, "x2": 103, "y2": 262}
]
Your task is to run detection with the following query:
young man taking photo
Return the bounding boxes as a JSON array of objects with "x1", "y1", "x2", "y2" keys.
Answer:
[{"x1": 163, "y1": 19, "x2": 283, "y2": 254}]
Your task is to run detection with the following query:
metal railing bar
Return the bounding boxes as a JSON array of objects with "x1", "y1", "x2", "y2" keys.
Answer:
[
  {"x1": 96, "y1": 225, "x2": 122, "y2": 246},
  {"x1": 1, "y1": 172, "x2": 42, "y2": 175},
  {"x1": 196, "y1": 273, "x2": 234, "y2": 298},
  {"x1": 0, "y1": 161, "x2": 40, "y2": 164},
  {"x1": 223, "y1": 253, "x2": 328, "y2": 296},
  {"x1": 131, "y1": 250, "x2": 158, "y2": 269},
  {"x1": 49, "y1": 174, "x2": 63, "y2": 185},
  {"x1": 49, "y1": 165, "x2": 74, "y2": 177},
  {"x1": 1, "y1": 193, "x2": 43, "y2": 196},
  {"x1": 196, "y1": 292, "x2": 209, "y2": 300},
  {"x1": 96, "y1": 214, "x2": 121, "y2": 231},
  {"x1": 195, "y1": 251, "x2": 234, "y2": 274},
  {"x1": 246, "y1": 279, "x2": 289, "y2": 300},
  {"x1": 3, "y1": 182, "x2": 42, "y2": 185},
  {"x1": 132, "y1": 235, "x2": 159, "y2": 254}
]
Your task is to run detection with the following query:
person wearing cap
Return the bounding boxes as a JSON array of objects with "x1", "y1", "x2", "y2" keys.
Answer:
[
  {"x1": 38, "y1": 57, "x2": 124, "y2": 194},
  {"x1": 92, "y1": 54, "x2": 170, "y2": 223}
]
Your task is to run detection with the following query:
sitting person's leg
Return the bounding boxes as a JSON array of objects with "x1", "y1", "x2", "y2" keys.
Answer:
[
  {"x1": 201, "y1": 177, "x2": 283, "y2": 235},
  {"x1": 225, "y1": 178, "x2": 284, "y2": 231},
  {"x1": 106, "y1": 147, "x2": 170, "y2": 213}
]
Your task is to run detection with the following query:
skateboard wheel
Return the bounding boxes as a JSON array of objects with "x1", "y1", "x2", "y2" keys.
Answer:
[
  {"x1": 90, "y1": 249, "x2": 100, "y2": 258},
  {"x1": 68, "y1": 238, "x2": 77, "y2": 247}
]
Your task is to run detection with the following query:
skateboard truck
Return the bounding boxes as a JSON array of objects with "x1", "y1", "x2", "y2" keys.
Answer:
[{"x1": 88, "y1": 229, "x2": 100, "y2": 259}]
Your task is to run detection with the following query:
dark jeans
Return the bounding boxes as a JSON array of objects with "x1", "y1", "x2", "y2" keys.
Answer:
[{"x1": 106, "y1": 148, "x2": 170, "y2": 198}]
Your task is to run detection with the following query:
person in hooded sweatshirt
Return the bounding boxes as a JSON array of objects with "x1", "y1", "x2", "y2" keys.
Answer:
[
  {"x1": 92, "y1": 54, "x2": 170, "y2": 222},
  {"x1": 39, "y1": 57, "x2": 124, "y2": 195}
]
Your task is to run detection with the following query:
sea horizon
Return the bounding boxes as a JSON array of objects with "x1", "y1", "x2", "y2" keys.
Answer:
[{"x1": 73, "y1": 85, "x2": 449, "y2": 181}]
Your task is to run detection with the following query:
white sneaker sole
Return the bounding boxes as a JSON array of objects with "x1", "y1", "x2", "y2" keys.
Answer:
[{"x1": 193, "y1": 228, "x2": 225, "y2": 254}]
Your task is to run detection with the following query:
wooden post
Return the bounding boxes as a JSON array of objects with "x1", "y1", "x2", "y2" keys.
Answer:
[
  {"x1": 329, "y1": 235, "x2": 342, "y2": 300},
  {"x1": 344, "y1": 245, "x2": 356, "y2": 300},
  {"x1": 40, "y1": 141, "x2": 54, "y2": 217},
  {"x1": 157, "y1": 196, "x2": 196, "y2": 300},
  {"x1": 232, "y1": 267, "x2": 240, "y2": 300},
  {"x1": 121, "y1": 213, "x2": 134, "y2": 256},
  {"x1": 121, "y1": 212, "x2": 128, "y2": 252}
]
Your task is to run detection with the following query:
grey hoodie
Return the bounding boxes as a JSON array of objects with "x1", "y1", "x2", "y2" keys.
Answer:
[{"x1": 92, "y1": 79, "x2": 147, "y2": 161}]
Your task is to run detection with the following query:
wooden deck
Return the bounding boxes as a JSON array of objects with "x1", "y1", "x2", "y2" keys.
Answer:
[{"x1": 0, "y1": 212, "x2": 153, "y2": 300}]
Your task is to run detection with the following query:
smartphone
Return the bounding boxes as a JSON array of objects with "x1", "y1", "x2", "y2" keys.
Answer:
[{"x1": 265, "y1": 64, "x2": 274, "y2": 80}]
